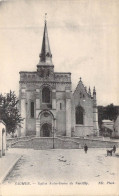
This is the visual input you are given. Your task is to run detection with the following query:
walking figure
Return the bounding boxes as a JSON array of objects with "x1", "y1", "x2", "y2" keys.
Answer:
[
  {"x1": 113, "y1": 145, "x2": 116, "y2": 153},
  {"x1": 84, "y1": 144, "x2": 88, "y2": 153}
]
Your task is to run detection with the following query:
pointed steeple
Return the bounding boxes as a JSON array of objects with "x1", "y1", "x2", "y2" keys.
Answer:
[
  {"x1": 93, "y1": 86, "x2": 96, "y2": 100},
  {"x1": 84, "y1": 86, "x2": 87, "y2": 92},
  {"x1": 93, "y1": 86, "x2": 96, "y2": 95},
  {"x1": 88, "y1": 86, "x2": 91, "y2": 96},
  {"x1": 38, "y1": 16, "x2": 53, "y2": 66}
]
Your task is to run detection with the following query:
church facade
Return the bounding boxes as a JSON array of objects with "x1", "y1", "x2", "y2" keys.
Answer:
[{"x1": 19, "y1": 20, "x2": 99, "y2": 138}]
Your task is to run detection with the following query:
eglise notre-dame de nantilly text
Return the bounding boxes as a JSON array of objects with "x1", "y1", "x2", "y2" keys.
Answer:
[{"x1": 18, "y1": 19, "x2": 99, "y2": 138}]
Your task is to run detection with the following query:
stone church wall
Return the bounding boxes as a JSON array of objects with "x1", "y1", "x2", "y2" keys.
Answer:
[
  {"x1": 56, "y1": 91, "x2": 67, "y2": 136},
  {"x1": 74, "y1": 126, "x2": 93, "y2": 137},
  {"x1": 72, "y1": 81, "x2": 94, "y2": 137},
  {"x1": 56, "y1": 111, "x2": 66, "y2": 136},
  {"x1": 25, "y1": 90, "x2": 36, "y2": 135}
]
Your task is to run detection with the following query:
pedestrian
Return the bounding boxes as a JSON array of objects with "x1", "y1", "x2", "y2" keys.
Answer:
[
  {"x1": 113, "y1": 145, "x2": 116, "y2": 153},
  {"x1": 84, "y1": 144, "x2": 88, "y2": 153}
]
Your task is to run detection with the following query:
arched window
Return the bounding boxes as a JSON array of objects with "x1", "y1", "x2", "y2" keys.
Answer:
[
  {"x1": 31, "y1": 102, "x2": 34, "y2": 118},
  {"x1": 75, "y1": 105, "x2": 84, "y2": 124},
  {"x1": 42, "y1": 87, "x2": 51, "y2": 103},
  {"x1": 60, "y1": 103, "x2": 62, "y2": 110}
]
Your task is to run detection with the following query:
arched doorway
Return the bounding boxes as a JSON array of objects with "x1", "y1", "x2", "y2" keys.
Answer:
[
  {"x1": 36, "y1": 110, "x2": 56, "y2": 137},
  {"x1": 40, "y1": 123, "x2": 52, "y2": 137}
]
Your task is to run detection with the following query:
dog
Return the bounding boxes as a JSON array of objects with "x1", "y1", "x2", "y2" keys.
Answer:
[{"x1": 107, "y1": 149, "x2": 113, "y2": 156}]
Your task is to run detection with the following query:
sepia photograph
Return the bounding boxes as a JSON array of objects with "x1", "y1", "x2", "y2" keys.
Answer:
[{"x1": 0, "y1": 0, "x2": 119, "y2": 195}]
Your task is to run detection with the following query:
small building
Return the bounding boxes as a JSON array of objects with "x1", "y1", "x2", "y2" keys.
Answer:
[
  {"x1": 113, "y1": 115, "x2": 119, "y2": 138},
  {"x1": 0, "y1": 120, "x2": 6, "y2": 157},
  {"x1": 101, "y1": 120, "x2": 114, "y2": 137}
]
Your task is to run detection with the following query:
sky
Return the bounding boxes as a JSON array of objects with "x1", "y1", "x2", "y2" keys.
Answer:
[{"x1": 0, "y1": 0, "x2": 119, "y2": 106}]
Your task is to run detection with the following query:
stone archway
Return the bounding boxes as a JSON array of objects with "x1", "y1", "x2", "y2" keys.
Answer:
[
  {"x1": 40, "y1": 123, "x2": 52, "y2": 137},
  {"x1": 36, "y1": 110, "x2": 56, "y2": 137},
  {"x1": 0, "y1": 121, "x2": 6, "y2": 158}
]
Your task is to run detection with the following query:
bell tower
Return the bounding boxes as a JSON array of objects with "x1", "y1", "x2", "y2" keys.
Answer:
[
  {"x1": 93, "y1": 87, "x2": 99, "y2": 136},
  {"x1": 37, "y1": 15, "x2": 54, "y2": 79}
]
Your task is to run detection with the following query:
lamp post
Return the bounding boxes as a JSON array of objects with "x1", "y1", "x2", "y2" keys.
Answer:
[
  {"x1": 0, "y1": 103, "x2": 2, "y2": 120},
  {"x1": 52, "y1": 127, "x2": 57, "y2": 149},
  {"x1": 52, "y1": 118, "x2": 56, "y2": 149},
  {"x1": 53, "y1": 126, "x2": 54, "y2": 149}
]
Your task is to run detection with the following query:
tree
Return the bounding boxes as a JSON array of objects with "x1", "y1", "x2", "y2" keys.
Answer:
[
  {"x1": 105, "y1": 104, "x2": 118, "y2": 121},
  {"x1": 0, "y1": 90, "x2": 23, "y2": 135}
]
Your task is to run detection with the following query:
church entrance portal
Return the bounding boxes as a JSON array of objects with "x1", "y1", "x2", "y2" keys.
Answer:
[{"x1": 41, "y1": 123, "x2": 52, "y2": 137}]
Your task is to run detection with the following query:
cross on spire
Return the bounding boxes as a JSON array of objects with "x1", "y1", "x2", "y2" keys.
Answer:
[{"x1": 45, "y1": 13, "x2": 47, "y2": 22}]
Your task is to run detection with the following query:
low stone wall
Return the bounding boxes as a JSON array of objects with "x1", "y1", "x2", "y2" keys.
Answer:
[
  {"x1": 11, "y1": 137, "x2": 80, "y2": 149},
  {"x1": 9, "y1": 136, "x2": 119, "y2": 149},
  {"x1": 55, "y1": 138, "x2": 80, "y2": 149},
  {"x1": 60, "y1": 136, "x2": 119, "y2": 148},
  {"x1": 7, "y1": 135, "x2": 35, "y2": 147},
  {"x1": 32, "y1": 138, "x2": 54, "y2": 149}
]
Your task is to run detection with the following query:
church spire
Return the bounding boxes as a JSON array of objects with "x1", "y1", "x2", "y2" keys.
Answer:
[
  {"x1": 88, "y1": 86, "x2": 91, "y2": 96},
  {"x1": 38, "y1": 14, "x2": 53, "y2": 66}
]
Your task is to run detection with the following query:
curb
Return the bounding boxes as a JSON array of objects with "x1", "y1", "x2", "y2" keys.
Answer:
[{"x1": 0, "y1": 155, "x2": 22, "y2": 184}]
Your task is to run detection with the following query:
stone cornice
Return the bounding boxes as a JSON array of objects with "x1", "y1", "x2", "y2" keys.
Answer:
[
  {"x1": 19, "y1": 81, "x2": 71, "y2": 84},
  {"x1": 37, "y1": 65, "x2": 54, "y2": 68},
  {"x1": 19, "y1": 71, "x2": 37, "y2": 74},
  {"x1": 19, "y1": 71, "x2": 71, "y2": 75},
  {"x1": 55, "y1": 72, "x2": 71, "y2": 75}
]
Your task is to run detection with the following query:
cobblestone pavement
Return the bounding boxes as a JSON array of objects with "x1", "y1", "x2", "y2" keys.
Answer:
[{"x1": 3, "y1": 148, "x2": 119, "y2": 185}]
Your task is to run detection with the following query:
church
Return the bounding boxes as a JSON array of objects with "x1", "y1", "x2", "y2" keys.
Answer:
[{"x1": 19, "y1": 19, "x2": 99, "y2": 138}]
